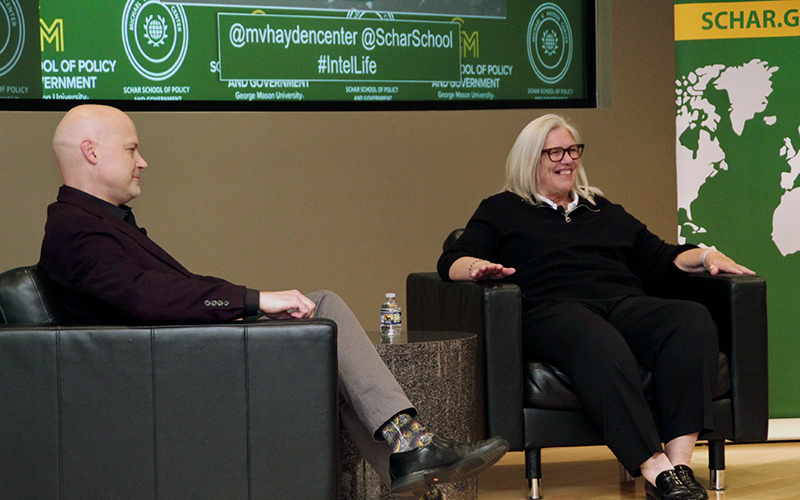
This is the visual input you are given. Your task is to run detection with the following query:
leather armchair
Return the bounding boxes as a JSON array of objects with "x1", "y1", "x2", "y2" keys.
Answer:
[
  {"x1": 406, "y1": 231, "x2": 768, "y2": 499},
  {"x1": 1, "y1": 266, "x2": 339, "y2": 500}
]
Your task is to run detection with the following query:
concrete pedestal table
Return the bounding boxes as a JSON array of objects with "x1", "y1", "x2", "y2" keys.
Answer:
[{"x1": 339, "y1": 330, "x2": 478, "y2": 500}]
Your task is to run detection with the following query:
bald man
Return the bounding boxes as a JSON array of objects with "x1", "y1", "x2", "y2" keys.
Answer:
[{"x1": 39, "y1": 105, "x2": 507, "y2": 500}]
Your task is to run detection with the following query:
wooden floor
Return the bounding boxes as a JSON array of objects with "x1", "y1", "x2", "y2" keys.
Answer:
[{"x1": 476, "y1": 442, "x2": 800, "y2": 499}]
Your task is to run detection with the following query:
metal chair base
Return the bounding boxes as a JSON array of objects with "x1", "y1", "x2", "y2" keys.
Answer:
[
  {"x1": 619, "y1": 462, "x2": 634, "y2": 483},
  {"x1": 710, "y1": 469, "x2": 725, "y2": 490},
  {"x1": 527, "y1": 478, "x2": 542, "y2": 499}
]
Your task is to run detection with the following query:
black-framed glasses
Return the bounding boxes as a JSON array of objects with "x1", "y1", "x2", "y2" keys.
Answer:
[{"x1": 541, "y1": 144, "x2": 585, "y2": 162}]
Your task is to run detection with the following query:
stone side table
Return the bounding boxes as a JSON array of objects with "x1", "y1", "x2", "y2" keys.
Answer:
[{"x1": 339, "y1": 330, "x2": 478, "y2": 500}]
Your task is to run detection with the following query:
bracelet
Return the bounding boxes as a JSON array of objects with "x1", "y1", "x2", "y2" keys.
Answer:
[
  {"x1": 468, "y1": 259, "x2": 486, "y2": 281},
  {"x1": 701, "y1": 249, "x2": 714, "y2": 271}
]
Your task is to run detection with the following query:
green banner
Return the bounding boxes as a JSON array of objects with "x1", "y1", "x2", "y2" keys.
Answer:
[
  {"x1": 0, "y1": 0, "x2": 594, "y2": 107},
  {"x1": 675, "y1": 0, "x2": 800, "y2": 418}
]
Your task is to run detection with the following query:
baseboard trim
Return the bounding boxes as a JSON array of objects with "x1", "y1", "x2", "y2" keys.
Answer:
[{"x1": 768, "y1": 418, "x2": 800, "y2": 440}]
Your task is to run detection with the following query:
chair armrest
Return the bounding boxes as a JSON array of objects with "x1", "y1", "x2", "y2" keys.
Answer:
[
  {"x1": 658, "y1": 273, "x2": 769, "y2": 442},
  {"x1": 407, "y1": 272, "x2": 524, "y2": 448},
  {"x1": 0, "y1": 320, "x2": 339, "y2": 499},
  {"x1": 0, "y1": 266, "x2": 66, "y2": 325}
]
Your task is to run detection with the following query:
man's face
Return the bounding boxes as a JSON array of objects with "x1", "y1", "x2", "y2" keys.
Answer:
[{"x1": 92, "y1": 115, "x2": 148, "y2": 206}]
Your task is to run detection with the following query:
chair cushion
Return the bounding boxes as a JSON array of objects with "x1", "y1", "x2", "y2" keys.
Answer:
[
  {"x1": 523, "y1": 353, "x2": 731, "y2": 410},
  {"x1": 0, "y1": 266, "x2": 65, "y2": 325}
]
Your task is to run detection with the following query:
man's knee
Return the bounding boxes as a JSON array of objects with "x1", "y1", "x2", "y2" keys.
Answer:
[
  {"x1": 309, "y1": 289, "x2": 357, "y2": 321},
  {"x1": 309, "y1": 289, "x2": 342, "y2": 307}
]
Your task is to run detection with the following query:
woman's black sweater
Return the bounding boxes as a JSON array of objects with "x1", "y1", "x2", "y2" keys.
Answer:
[{"x1": 438, "y1": 191, "x2": 695, "y2": 310}]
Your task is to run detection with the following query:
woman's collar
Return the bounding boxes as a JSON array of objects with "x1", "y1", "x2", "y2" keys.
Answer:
[{"x1": 535, "y1": 191, "x2": 579, "y2": 210}]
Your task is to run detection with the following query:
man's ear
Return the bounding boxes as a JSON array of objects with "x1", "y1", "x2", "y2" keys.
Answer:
[{"x1": 80, "y1": 140, "x2": 99, "y2": 164}]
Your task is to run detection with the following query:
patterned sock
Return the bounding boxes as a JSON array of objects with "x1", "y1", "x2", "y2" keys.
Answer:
[
  {"x1": 380, "y1": 412, "x2": 433, "y2": 453},
  {"x1": 419, "y1": 486, "x2": 446, "y2": 500}
]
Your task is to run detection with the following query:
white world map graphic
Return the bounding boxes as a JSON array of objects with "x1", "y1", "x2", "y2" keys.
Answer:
[{"x1": 676, "y1": 58, "x2": 800, "y2": 256}]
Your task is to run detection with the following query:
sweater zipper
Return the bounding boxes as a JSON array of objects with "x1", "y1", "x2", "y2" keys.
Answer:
[
  {"x1": 540, "y1": 199, "x2": 598, "y2": 222},
  {"x1": 556, "y1": 206, "x2": 571, "y2": 222},
  {"x1": 560, "y1": 202, "x2": 600, "y2": 222}
]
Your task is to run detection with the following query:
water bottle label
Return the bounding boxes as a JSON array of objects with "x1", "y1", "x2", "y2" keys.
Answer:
[{"x1": 380, "y1": 311, "x2": 402, "y2": 326}]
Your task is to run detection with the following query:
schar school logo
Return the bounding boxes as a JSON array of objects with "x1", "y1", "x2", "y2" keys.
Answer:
[
  {"x1": 122, "y1": 0, "x2": 188, "y2": 81},
  {"x1": 527, "y1": 3, "x2": 573, "y2": 85},
  {"x1": 0, "y1": 0, "x2": 25, "y2": 78}
]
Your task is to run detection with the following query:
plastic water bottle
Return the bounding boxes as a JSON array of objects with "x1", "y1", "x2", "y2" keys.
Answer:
[{"x1": 380, "y1": 293, "x2": 402, "y2": 337}]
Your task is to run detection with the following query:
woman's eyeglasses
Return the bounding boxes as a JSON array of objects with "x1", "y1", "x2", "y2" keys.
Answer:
[{"x1": 541, "y1": 144, "x2": 585, "y2": 162}]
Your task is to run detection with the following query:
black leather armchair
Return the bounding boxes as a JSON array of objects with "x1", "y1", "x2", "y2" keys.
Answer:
[
  {"x1": 1, "y1": 266, "x2": 339, "y2": 500},
  {"x1": 406, "y1": 231, "x2": 768, "y2": 499}
]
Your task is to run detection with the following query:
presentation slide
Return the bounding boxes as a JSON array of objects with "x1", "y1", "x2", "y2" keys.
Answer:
[
  {"x1": 0, "y1": 0, "x2": 595, "y2": 110},
  {"x1": 180, "y1": 1, "x2": 507, "y2": 18}
]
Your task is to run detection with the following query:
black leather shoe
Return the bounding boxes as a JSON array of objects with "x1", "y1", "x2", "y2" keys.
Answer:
[
  {"x1": 674, "y1": 464, "x2": 709, "y2": 500},
  {"x1": 389, "y1": 435, "x2": 509, "y2": 497},
  {"x1": 645, "y1": 469, "x2": 698, "y2": 500}
]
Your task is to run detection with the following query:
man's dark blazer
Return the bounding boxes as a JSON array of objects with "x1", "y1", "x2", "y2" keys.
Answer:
[{"x1": 38, "y1": 186, "x2": 254, "y2": 325}]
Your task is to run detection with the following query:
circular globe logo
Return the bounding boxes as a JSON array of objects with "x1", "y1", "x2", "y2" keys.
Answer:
[
  {"x1": 122, "y1": 0, "x2": 189, "y2": 81},
  {"x1": 0, "y1": 0, "x2": 25, "y2": 78},
  {"x1": 527, "y1": 3, "x2": 573, "y2": 85}
]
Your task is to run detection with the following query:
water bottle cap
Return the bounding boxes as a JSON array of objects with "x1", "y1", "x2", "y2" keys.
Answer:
[{"x1": 385, "y1": 293, "x2": 396, "y2": 298}]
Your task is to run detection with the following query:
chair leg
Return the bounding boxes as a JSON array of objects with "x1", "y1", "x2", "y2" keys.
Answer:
[
  {"x1": 708, "y1": 439, "x2": 726, "y2": 490},
  {"x1": 619, "y1": 461, "x2": 634, "y2": 483},
  {"x1": 525, "y1": 448, "x2": 543, "y2": 499}
]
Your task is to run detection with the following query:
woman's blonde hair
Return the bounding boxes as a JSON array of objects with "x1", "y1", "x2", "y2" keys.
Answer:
[{"x1": 502, "y1": 114, "x2": 601, "y2": 205}]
